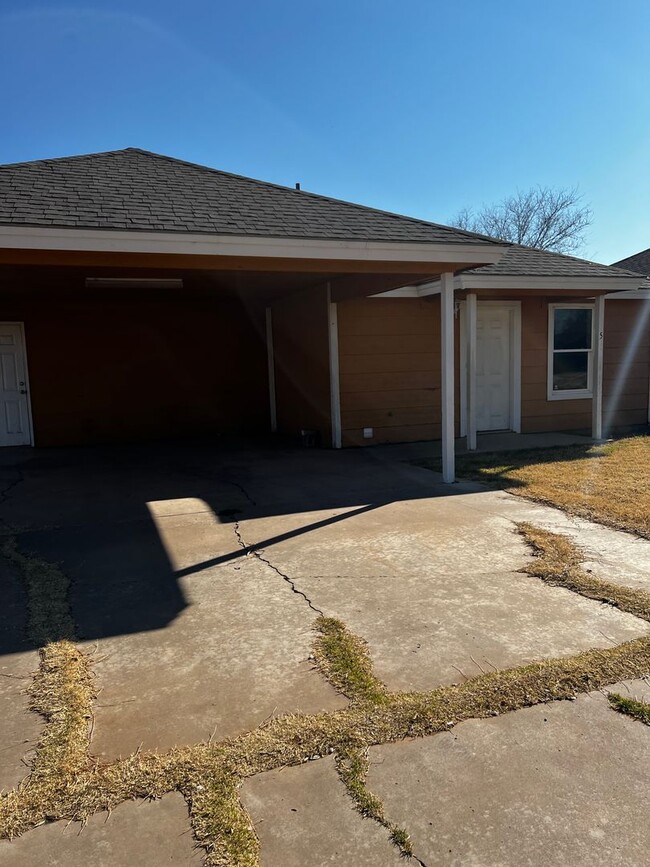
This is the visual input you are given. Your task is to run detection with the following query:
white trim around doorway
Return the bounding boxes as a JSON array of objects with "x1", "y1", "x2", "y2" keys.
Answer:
[
  {"x1": 0, "y1": 321, "x2": 34, "y2": 447},
  {"x1": 460, "y1": 300, "x2": 521, "y2": 439}
]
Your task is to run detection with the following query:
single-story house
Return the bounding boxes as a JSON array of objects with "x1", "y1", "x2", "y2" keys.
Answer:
[{"x1": 0, "y1": 148, "x2": 648, "y2": 482}]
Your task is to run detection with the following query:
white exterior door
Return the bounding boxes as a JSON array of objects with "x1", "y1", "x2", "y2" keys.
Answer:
[
  {"x1": 476, "y1": 306, "x2": 511, "y2": 431},
  {"x1": 0, "y1": 324, "x2": 32, "y2": 446}
]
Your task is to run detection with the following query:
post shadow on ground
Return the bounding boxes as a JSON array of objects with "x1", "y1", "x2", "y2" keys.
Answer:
[{"x1": 0, "y1": 437, "x2": 472, "y2": 656}]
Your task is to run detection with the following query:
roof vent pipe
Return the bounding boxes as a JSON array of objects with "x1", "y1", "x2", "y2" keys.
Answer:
[{"x1": 295, "y1": 182, "x2": 301, "y2": 191}]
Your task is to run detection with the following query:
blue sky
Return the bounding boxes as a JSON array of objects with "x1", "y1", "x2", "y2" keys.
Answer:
[{"x1": 1, "y1": 1, "x2": 648, "y2": 263}]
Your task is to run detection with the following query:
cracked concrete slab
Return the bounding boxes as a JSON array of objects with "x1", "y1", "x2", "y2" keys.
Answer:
[
  {"x1": 0, "y1": 654, "x2": 40, "y2": 793},
  {"x1": 367, "y1": 688, "x2": 650, "y2": 867},
  {"x1": 0, "y1": 792, "x2": 200, "y2": 866},
  {"x1": 241, "y1": 756, "x2": 405, "y2": 867},
  {"x1": 463, "y1": 487, "x2": 650, "y2": 594},
  {"x1": 240, "y1": 493, "x2": 648, "y2": 691},
  {"x1": 604, "y1": 676, "x2": 650, "y2": 704},
  {"x1": 76, "y1": 538, "x2": 344, "y2": 759},
  {"x1": 1, "y1": 441, "x2": 649, "y2": 866}
]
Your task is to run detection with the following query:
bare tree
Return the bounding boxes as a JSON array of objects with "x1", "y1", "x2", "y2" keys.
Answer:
[{"x1": 450, "y1": 186, "x2": 592, "y2": 254}]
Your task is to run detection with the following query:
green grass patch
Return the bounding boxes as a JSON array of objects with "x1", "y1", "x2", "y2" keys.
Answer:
[
  {"x1": 607, "y1": 692, "x2": 650, "y2": 725},
  {"x1": 313, "y1": 616, "x2": 388, "y2": 705},
  {"x1": 336, "y1": 745, "x2": 414, "y2": 858}
]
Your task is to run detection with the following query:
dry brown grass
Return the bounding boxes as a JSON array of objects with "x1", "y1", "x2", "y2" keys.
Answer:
[
  {"x1": 3, "y1": 633, "x2": 650, "y2": 864},
  {"x1": 2, "y1": 538, "x2": 75, "y2": 646},
  {"x1": 416, "y1": 436, "x2": 650, "y2": 538},
  {"x1": 3, "y1": 531, "x2": 650, "y2": 865},
  {"x1": 518, "y1": 522, "x2": 650, "y2": 622}
]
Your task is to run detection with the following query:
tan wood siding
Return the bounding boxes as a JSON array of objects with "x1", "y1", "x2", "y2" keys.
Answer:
[
  {"x1": 603, "y1": 299, "x2": 650, "y2": 428},
  {"x1": 521, "y1": 297, "x2": 650, "y2": 434},
  {"x1": 339, "y1": 294, "x2": 649, "y2": 448},
  {"x1": 338, "y1": 297, "x2": 460, "y2": 445}
]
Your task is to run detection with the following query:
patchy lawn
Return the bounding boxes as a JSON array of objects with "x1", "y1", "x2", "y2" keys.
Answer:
[{"x1": 416, "y1": 435, "x2": 650, "y2": 539}]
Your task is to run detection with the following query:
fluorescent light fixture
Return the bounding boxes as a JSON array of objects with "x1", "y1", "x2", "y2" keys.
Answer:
[{"x1": 85, "y1": 277, "x2": 183, "y2": 289}]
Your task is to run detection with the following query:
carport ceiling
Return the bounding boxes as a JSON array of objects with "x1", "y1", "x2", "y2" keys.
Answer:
[{"x1": 0, "y1": 263, "x2": 434, "y2": 304}]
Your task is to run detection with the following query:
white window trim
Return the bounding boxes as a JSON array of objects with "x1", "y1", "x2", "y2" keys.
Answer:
[{"x1": 547, "y1": 303, "x2": 595, "y2": 401}]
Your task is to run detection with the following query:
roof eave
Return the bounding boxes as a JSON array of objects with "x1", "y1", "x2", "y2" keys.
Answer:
[
  {"x1": 374, "y1": 273, "x2": 645, "y2": 298},
  {"x1": 0, "y1": 225, "x2": 507, "y2": 268}
]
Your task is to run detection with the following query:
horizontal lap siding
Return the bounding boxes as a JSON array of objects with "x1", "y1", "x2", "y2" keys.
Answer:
[
  {"x1": 603, "y1": 299, "x2": 650, "y2": 427},
  {"x1": 338, "y1": 297, "x2": 453, "y2": 446},
  {"x1": 340, "y1": 295, "x2": 649, "y2": 448},
  {"x1": 519, "y1": 298, "x2": 583, "y2": 433},
  {"x1": 1, "y1": 293, "x2": 268, "y2": 446},
  {"x1": 521, "y1": 297, "x2": 649, "y2": 434}
]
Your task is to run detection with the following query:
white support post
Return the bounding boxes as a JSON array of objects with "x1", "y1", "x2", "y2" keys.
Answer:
[
  {"x1": 466, "y1": 293, "x2": 478, "y2": 451},
  {"x1": 440, "y1": 272, "x2": 456, "y2": 482},
  {"x1": 327, "y1": 284, "x2": 342, "y2": 449},
  {"x1": 592, "y1": 295, "x2": 605, "y2": 440},
  {"x1": 265, "y1": 307, "x2": 277, "y2": 432}
]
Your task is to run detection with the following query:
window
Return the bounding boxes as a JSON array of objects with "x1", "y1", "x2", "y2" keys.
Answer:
[{"x1": 547, "y1": 304, "x2": 594, "y2": 400}]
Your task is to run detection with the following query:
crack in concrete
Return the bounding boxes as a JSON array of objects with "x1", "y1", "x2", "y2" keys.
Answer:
[
  {"x1": 223, "y1": 477, "x2": 323, "y2": 615},
  {"x1": 0, "y1": 468, "x2": 23, "y2": 507},
  {"x1": 223, "y1": 478, "x2": 258, "y2": 508},
  {"x1": 232, "y1": 519, "x2": 324, "y2": 615},
  {"x1": 0, "y1": 467, "x2": 24, "y2": 533}
]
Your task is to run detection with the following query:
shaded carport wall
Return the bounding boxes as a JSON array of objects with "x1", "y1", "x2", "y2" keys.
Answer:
[
  {"x1": 1, "y1": 275, "x2": 269, "y2": 446},
  {"x1": 270, "y1": 283, "x2": 333, "y2": 446},
  {"x1": 334, "y1": 294, "x2": 650, "y2": 446}
]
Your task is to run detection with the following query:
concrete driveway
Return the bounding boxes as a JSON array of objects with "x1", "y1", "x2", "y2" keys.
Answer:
[{"x1": 0, "y1": 440, "x2": 648, "y2": 866}]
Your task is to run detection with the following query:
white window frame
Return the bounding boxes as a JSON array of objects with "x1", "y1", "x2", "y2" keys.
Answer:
[{"x1": 547, "y1": 303, "x2": 595, "y2": 401}]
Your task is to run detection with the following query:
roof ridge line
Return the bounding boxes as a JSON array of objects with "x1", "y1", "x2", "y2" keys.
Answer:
[
  {"x1": 97, "y1": 148, "x2": 505, "y2": 246},
  {"x1": 0, "y1": 148, "x2": 137, "y2": 170}
]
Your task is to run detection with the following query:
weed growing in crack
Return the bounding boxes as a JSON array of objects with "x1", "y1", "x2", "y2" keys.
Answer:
[
  {"x1": 313, "y1": 616, "x2": 387, "y2": 705},
  {"x1": 607, "y1": 692, "x2": 650, "y2": 725},
  {"x1": 335, "y1": 745, "x2": 415, "y2": 859},
  {"x1": 2, "y1": 527, "x2": 650, "y2": 865},
  {"x1": 517, "y1": 523, "x2": 650, "y2": 623}
]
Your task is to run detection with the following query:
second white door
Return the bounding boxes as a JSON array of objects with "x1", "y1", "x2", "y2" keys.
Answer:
[
  {"x1": 476, "y1": 306, "x2": 512, "y2": 431},
  {"x1": 0, "y1": 323, "x2": 32, "y2": 446}
]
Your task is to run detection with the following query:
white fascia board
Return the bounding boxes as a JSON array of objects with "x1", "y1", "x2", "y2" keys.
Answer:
[
  {"x1": 375, "y1": 274, "x2": 644, "y2": 298},
  {"x1": 457, "y1": 274, "x2": 643, "y2": 292},
  {"x1": 0, "y1": 225, "x2": 507, "y2": 266}
]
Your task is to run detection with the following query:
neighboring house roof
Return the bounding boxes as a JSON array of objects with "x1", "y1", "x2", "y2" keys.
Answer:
[
  {"x1": 611, "y1": 248, "x2": 650, "y2": 276},
  {"x1": 461, "y1": 244, "x2": 643, "y2": 281},
  {"x1": 0, "y1": 148, "x2": 499, "y2": 247}
]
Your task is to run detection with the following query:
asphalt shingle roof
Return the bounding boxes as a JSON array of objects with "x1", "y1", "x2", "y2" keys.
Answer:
[
  {"x1": 612, "y1": 248, "x2": 650, "y2": 277},
  {"x1": 462, "y1": 244, "x2": 643, "y2": 280},
  {"x1": 0, "y1": 148, "x2": 499, "y2": 246}
]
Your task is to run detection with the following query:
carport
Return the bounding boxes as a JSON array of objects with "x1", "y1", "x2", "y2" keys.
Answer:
[{"x1": 0, "y1": 148, "x2": 505, "y2": 481}]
